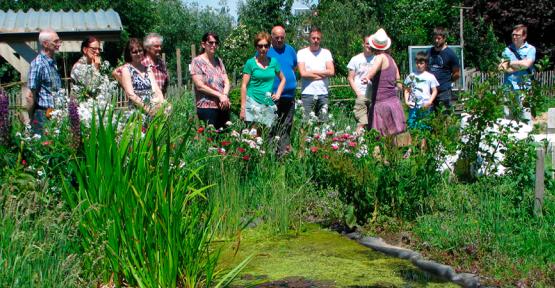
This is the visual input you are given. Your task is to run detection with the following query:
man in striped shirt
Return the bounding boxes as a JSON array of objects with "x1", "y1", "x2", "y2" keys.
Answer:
[{"x1": 27, "y1": 28, "x2": 62, "y2": 135}]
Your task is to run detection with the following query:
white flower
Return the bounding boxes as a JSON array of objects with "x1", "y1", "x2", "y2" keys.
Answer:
[
  {"x1": 231, "y1": 130, "x2": 240, "y2": 137},
  {"x1": 255, "y1": 137, "x2": 263, "y2": 145},
  {"x1": 32, "y1": 134, "x2": 41, "y2": 140},
  {"x1": 225, "y1": 121, "x2": 233, "y2": 126},
  {"x1": 37, "y1": 170, "x2": 44, "y2": 177},
  {"x1": 241, "y1": 129, "x2": 250, "y2": 135},
  {"x1": 274, "y1": 136, "x2": 281, "y2": 140}
]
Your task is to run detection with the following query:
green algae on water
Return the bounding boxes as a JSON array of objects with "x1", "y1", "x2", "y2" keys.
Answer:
[{"x1": 217, "y1": 224, "x2": 457, "y2": 287}]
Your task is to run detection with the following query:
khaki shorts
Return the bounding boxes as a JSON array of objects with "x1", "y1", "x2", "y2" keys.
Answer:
[{"x1": 354, "y1": 97, "x2": 370, "y2": 126}]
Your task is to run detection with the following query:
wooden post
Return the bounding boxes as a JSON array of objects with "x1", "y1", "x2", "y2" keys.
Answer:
[
  {"x1": 534, "y1": 146, "x2": 545, "y2": 217},
  {"x1": 176, "y1": 48, "x2": 182, "y2": 89},
  {"x1": 190, "y1": 44, "x2": 196, "y2": 93}
]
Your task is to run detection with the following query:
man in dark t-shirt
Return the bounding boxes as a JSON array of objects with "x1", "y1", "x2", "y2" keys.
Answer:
[{"x1": 428, "y1": 27, "x2": 460, "y2": 112}]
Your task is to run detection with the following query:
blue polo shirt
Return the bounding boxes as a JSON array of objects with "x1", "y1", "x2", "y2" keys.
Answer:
[
  {"x1": 267, "y1": 44, "x2": 297, "y2": 99},
  {"x1": 502, "y1": 42, "x2": 536, "y2": 90}
]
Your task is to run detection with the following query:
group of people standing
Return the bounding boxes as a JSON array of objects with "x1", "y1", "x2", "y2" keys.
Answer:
[
  {"x1": 26, "y1": 29, "x2": 169, "y2": 134},
  {"x1": 26, "y1": 23, "x2": 535, "y2": 152}
]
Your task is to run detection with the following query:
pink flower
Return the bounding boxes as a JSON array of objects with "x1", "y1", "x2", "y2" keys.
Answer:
[
  {"x1": 21, "y1": 159, "x2": 27, "y2": 166},
  {"x1": 332, "y1": 137, "x2": 339, "y2": 142},
  {"x1": 348, "y1": 141, "x2": 357, "y2": 148},
  {"x1": 326, "y1": 131, "x2": 334, "y2": 136},
  {"x1": 323, "y1": 155, "x2": 330, "y2": 159},
  {"x1": 41, "y1": 141, "x2": 51, "y2": 146},
  {"x1": 237, "y1": 147, "x2": 246, "y2": 153},
  {"x1": 342, "y1": 133, "x2": 351, "y2": 139},
  {"x1": 314, "y1": 134, "x2": 320, "y2": 140},
  {"x1": 331, "y1": 143, "x2": 339, "y2": 150},
  {"x1": 310, "y1": 146, "x2": 319, "y2": 153},
  {"x1": 218, "y1": 148, "x2": 226, "y2": 155},
  {"x1": 242, "y1": 155, "x2": 250, "y2": 161},
  {"x1": 221, "y1": 141, "x2": 232, "y2": 147}
]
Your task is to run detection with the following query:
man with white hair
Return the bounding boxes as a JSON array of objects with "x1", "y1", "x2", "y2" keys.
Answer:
[
  {"x1": 142, "y1": 33, "x2": 169, "y2": 95},
  {"x1": 27, "y1": 28, "x2": 62, "y2": 134}
]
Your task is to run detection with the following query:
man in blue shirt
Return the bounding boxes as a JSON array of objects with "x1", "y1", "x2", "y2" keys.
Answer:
[
  {"x1": 428, "y1": 27, "x2": 460, "y2": 112},
  {"x1": 268, "y1": 25, "x2": 298, "y2": 156},
  {"x1": 27, "y1": 28, "x2": 62, "y2": 135},
  {"x1": 499, "y1": 24, "x2": 536, "y2": 90},
  {"x1": 499, "y1": 24, "x2": 535, "y2": 122}
]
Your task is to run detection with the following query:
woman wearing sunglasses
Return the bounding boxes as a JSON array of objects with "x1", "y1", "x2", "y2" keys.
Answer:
[
  {"x1": 120, "y1": 38, "x2": 164, "y2": 117},
  {"x1": 240, "y1": 31, "x2": 286, "y2": 129},
  {"x1": 191, "y1": 32, "x2": 231, "y2": 129}
]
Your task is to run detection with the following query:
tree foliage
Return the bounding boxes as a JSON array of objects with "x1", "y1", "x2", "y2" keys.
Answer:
[
  {"x1": 237, "y1": 0, "x2": 294, "y2": 34},
  {"x1": 464, "y1": 0, "x2": 554, "y2": 61}
]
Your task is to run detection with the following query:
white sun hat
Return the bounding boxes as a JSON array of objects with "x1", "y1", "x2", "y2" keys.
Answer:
[{"x1": 368, "y1": 28, "x2": 391, "y2": 51}]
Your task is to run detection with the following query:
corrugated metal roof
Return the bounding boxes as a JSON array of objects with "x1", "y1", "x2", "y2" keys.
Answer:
[{"x1": 0, "y1": 9, "x2": 122, "y2": 33}]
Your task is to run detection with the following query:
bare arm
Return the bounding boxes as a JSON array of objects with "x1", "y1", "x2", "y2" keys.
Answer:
[
  {"x1": 510, "y1": 58, "x2": 534, "y2": 70},
  {"x1": 404, "y1": 86, "x2": 413, "y2": 107},
  {"x1": 362, "y1": 54, "x2": 384, "y2": 83},
  {"x1": 240, "y1": 73, "x2": 250, "y2": 120},
  {"x1": 112, "y1": 66, "x2": 124, "y2": 84},
  {"x1": 272, "y1": 71, "x2": 286, "y2": 100},
  {"x1": 347, "y1": 70, "x2": 362, "y2": 97},
  {"x1": 424, "y1": 86, "x2": 438, "y2": 108},
  {"x1": 121, "y1": 66, "x2": 148, "y2": 112},
  {"x1": 451, "y1": 67, "x2": 461, "y2": 82},
  {"x1": 192, "y1": 74, "x2": 227, "y2": 101},
  {"x1": 298, "y1": 62, "x2": 323, "y2": 80}
]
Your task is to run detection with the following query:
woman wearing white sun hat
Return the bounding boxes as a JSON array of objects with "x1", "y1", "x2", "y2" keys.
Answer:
[{"x1": 362, "y1": 28, "x2": 406, "y2": 137}]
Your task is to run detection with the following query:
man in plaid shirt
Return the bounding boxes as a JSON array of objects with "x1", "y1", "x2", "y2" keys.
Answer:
[
  {"x1": 27, "y1": 28, "x2": 62, "y2": 135},
  {"x1": 142, "y1": 33, "x2": 169, "y2": 95}
]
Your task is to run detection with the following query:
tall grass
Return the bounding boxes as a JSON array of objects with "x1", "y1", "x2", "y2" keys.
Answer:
[{"x1": 62, "y1": 109, "x2": 232, "y2": 287}]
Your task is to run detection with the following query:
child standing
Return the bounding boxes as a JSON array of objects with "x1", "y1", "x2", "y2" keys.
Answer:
[{"x1": 404, "y1": 52, "x2": 439, "y2": 130}]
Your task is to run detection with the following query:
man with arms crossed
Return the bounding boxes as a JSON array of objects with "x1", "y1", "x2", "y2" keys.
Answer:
[
  {"x1": 499, "y1": 24, "x2": 535, "y2": 122},
  {"x1": 297, "y1": 26, "x2": 335, "y2": 123},
  {"x1": 268, "y1": 25, "x2": 298, "y2": 156}
]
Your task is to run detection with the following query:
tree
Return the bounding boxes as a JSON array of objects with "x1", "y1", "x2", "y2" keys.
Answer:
[
  {"x1": 463, "y1": 0, "x2": 554, "y2": 62},
  {"x1": 237, "y1": 0, "x2": 294, "y2": 34}
]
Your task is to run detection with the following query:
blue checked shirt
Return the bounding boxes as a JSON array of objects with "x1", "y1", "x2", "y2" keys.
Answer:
[{"x1": 27, "y1": 53, "x2": 62, "y2": 108}]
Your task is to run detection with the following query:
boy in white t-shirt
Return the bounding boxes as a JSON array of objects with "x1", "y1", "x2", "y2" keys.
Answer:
[{"x1": 404, "y1": 51, "x2": 439, "y2": 129}]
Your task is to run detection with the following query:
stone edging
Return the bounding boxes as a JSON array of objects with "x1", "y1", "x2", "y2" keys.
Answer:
[{"x1": 345, "y1": 232, "x2": 480, "y2": 288}]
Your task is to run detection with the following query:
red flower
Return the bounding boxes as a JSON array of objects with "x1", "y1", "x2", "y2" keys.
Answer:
[
  {"x1": 323, "y1": 155, "x2": 330, "y2": 159},
  {"x1": 221, "y1": 141, "x2": 232, "y2": 147},
  {"x1": 310, "y1": 146, "x2": 319, "y2": 153},
  {"x1": 332, "y1": 137, "x2": 339, "y2": 142},
  {"x1": 314, "y1": 134, "x2": 320, "y2": 140},
  {"x1": 207, "y1": 137, "x2": 213, "y2": 142},
  {"x1": 242, "y1": 155, "x2": 251, "y2": 161},
  {"x1": 21, "y1": 159, "x2": 27, "y2": 166},
  {"x1": 237, "y1": 147, "x2": 246, "y2": 153},
  {"x1": 326, "y1": 131, "x2": 334, "y2": 136},
  {"x1": 142, "y1": 126, "x2": 147, "y2": 133},
  {"x1": 348, "y1": 141, "x2": 357, "y2": 147},
  {"x1": 41, "y1": 141, "x2": 51, "y2": 146},
  {"x1": 342, "y1": 133, "x2": 351, "y2": 139},
  {"x1": 197, "y1": 127, "x2": 205, "y2": 133},
  {"x1": 218, "y1": 148, "x2": 226, "y2": 155}
]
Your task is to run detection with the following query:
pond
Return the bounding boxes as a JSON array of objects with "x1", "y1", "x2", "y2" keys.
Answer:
[{"x1": 218, "y1": 224, "x2": 458, "y2": 287}]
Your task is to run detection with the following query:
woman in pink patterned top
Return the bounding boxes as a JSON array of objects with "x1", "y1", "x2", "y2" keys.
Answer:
[{"x1": 191, "y1": 32, "x2": 231, "y2": 129}]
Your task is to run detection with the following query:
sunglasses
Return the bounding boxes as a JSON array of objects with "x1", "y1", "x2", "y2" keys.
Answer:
[
  {"x1": 131, "y1": 49, "x2": 144, "y2": 55},
  {"x1": 88, "y1": 47, "x2": 102, "y2": 52},
  {"x1": 256, "y1": 44, "x2": 270, "y2": 49},
  {"x1": 206, "y1": 41, "x2": 219, "y2": 46}
]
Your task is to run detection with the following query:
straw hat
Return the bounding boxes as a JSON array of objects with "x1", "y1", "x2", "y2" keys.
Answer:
[{"x1": 368, "y1": 28, "x2": 391, "y2": 51}]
